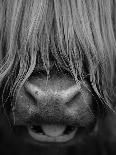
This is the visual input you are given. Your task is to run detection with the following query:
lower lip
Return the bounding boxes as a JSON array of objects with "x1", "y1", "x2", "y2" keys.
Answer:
[
  {"x1": 28, "y1": 125, "x2": 78, "y2": 143},
  {"x1": 13, "y1": 120, "x2": 96, "y2": 145}
]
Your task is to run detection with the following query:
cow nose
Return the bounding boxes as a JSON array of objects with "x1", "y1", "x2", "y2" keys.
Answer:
[
  {"x1": 25, "y1": 81, "x2": 82, "y2": 105},
  {"x1": 15, "y1": 78, "x2": 93, "y2": 126}
]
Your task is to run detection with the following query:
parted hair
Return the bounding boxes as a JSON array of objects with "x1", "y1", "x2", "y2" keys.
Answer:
[{"x1": 0, "y1": 0, "x2": 116, "y2": 110}]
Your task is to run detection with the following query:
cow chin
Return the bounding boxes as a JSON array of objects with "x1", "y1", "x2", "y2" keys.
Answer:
[{"x1": 10, "y1": 69, "x2": 97, "y2": 145}]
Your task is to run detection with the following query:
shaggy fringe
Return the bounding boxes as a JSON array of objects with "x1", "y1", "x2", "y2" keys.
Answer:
[{"x1": 0, "y1": 0, "x2": 116, "y2": 109}]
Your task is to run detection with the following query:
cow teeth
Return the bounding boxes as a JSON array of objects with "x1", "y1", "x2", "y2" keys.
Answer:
[{"x1": 41, "y1": 125, "x2": 66, "y2": 137}]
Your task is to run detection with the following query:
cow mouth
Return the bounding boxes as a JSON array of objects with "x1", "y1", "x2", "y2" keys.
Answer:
[{"x1": 28, "y1": 124, "x2": 77, "y2": 142}]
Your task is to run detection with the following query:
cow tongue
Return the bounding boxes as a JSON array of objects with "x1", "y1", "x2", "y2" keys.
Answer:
[{"x1": 41, "y1": 125, "x2": 66, "y2": 137}]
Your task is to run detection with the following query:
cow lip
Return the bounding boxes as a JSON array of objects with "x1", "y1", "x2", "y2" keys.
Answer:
[{"x1": 28, "y1": 124, "x2": 78, "y2": 142}]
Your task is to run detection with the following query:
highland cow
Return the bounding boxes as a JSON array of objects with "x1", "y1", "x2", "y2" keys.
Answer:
[{"x1": 0, "y1": 0, "x2": 116, "y2": 154}]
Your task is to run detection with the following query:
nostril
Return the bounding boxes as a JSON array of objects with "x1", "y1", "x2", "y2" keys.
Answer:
[
  {"x1": 24, "y1": 81, "x2": 46, "y2": 101},
  {"x1": 58, "y1": 83, "x2": 82, "y2": 104}
]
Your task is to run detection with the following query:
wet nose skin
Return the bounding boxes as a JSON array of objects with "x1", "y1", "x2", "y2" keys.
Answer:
[
  {"x1": 25, "y1": 80, "x2": 81, "y2": 106},
  {"x1": 14, "y1": 75, "x2": 94, "y2": 126}
]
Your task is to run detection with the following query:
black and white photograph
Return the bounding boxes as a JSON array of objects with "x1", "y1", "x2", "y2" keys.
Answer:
[{"x1": 0, "y1": 0, "x2": 116, "y2": 154}]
